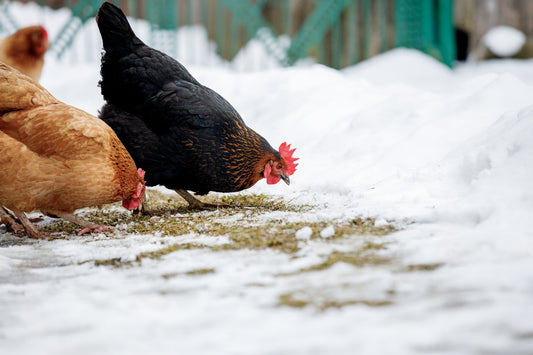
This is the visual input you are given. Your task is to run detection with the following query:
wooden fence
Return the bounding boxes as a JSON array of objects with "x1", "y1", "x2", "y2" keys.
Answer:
[{"x1": 2, "y1": 0, "x2": 456, "y2": 68}]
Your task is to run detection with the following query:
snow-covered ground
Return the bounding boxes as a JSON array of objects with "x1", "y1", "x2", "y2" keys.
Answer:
[{"x1": 2, "y1": 2, "x2": 533, "y2": 354}]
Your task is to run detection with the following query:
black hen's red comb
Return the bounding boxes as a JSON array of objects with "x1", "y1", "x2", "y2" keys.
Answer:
[{"x1": 279, "y1": 142, "x2": 298, "y2": 175}]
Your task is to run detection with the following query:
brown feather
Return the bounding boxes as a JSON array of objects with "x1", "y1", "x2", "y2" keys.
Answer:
[{"x1": 0, "y1": 63, "x2": 141, "y2": 218}]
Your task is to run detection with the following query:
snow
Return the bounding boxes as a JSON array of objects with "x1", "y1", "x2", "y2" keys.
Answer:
[
  {"x1": 2, "y1": 2, "x2": 533, "y2": 354},
  {"x1": 483, "y1": 25, "x2": 526, "y2": 57},
  {"x1": 320, "y1": 226, "x2": 335, "y2": 239},
  {"x1": 295, "y1": 226, "x2": 313, "y2": 240}
]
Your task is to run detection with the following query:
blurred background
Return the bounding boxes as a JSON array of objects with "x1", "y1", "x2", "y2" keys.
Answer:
[{"x1": 1, "y1": 0, "x2": 533, "y2": 70}]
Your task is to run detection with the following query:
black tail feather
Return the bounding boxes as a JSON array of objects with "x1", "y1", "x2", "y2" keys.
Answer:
[{"x1": 96, "y1": 1, "x2": 139, "y2": 52}]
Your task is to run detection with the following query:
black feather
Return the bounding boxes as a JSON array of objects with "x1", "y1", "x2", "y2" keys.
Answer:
[{"x1": 96, "y1": 2, "x2": 279, "y2": 195}]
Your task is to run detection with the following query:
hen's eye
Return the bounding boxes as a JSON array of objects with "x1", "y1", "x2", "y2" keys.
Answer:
[{"x1": 276, "y1": 164, "x2": 282, "y2": 169}]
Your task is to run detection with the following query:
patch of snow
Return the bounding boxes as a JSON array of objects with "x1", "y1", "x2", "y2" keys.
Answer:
[
  {"x1": 483, "y1": 26, "x2": 526, "y2": 57},
  {"x1": 320, "y1": 226, "x2": 335, "y2": 239},
  {"x1": 295, "y1": 226, "x2": 313, "y2": 240},
  {"x1": 342, "y1": 48, "x2": 453, "y2": 90},
  {"x1": 373, "y1": 218, "x2": 389, "y2": 228}
]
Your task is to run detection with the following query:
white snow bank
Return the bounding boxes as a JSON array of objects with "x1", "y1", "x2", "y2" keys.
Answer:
[{"x1": 343, "y1": 48, "x2": 453, "y2": 89}]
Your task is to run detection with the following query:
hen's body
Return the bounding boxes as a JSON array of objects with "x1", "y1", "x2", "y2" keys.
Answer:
[
  {"x1": 100, "y1": 103, "x2": 275, "y2": 195},
  {"x1": 0, "y1": 26, "x2": 49, "y2": 81},
  {"x1": 0, "y1": 63, "x2": 144, "y2": 238},
  {"x1": 97, "y1": 2, "x2": 294, "y2": 208}
]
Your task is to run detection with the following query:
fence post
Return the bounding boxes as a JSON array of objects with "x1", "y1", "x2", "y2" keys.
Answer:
[
  {"x1": 438, "y1": 0, "x2": 456, "y2": 66},
  {"x1": 395, "y1": 0, "x2": 455, "y2": 67}
]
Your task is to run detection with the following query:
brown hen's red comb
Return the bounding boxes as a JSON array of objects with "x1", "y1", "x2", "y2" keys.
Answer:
[
  {"x1": 40, "y1": 26, "x2": 48, "y2": 40},
  {"x1": 279, "y1": 142, "x2": 298, "y2": 175}
]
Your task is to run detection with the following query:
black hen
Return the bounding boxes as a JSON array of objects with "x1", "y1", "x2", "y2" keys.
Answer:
[{"x1": 96, "y1": 2, "x2": 297, "y2": 209}]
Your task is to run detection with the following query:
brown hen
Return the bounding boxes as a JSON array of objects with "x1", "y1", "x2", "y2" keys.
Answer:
[
  {"x1": 0, "y1": 63, "x2": 145, "y2": 238},
  {"x1": 0, "y1": 25, "x2": 49, "y2": 82}
]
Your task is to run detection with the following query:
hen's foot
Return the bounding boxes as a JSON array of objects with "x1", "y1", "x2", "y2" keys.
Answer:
[
  {"x1": 77, "y1": 225, "x2": 114, "y2": 236},
  {"x1": 174, "y1": 189, "x2": 229, "y2": 210},
  {"x1": 56, "y1": 213, "x2": 114, "y2": 236},
  {"x1": 0, "y1": 207, "x2": 24, "y2": 234},
  {"x1": 12, "y1": 212, "x2": 48, "y2": 239}
]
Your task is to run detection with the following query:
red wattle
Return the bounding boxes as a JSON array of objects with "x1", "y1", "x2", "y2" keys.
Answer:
[
  {"x1": 266, "y1": 175, "x2": 280, "y2": 184},
  {"x1": 122, "y1": 199, "x2": 139, "y2": 210}
]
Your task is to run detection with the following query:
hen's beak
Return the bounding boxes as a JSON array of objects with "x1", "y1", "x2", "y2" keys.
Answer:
[{"x1": 280, "y1": 174, "x2": 290, "y2": 186}]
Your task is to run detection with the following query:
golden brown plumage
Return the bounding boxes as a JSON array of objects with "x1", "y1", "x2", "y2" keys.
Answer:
[
  {"x1": 0, "y1": 25, "x2": 49, "y2": 82},
  {"x1": 0, "y1": 63, "x2": 145, "y2": 238}
]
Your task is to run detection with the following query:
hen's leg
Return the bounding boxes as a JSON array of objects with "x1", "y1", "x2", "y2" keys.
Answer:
[
  {"x1": 174, "y1": 189, "x2": 223, "y2": 210},
  {"x1": 14, "y1": 212, "x2": 46, "y2": 239},
  {"x1": 58, "y1": 213, "x2": 114, "y2": 236},
  {"x1": 0, "y1": 207, "x2": 24, "y2": 234}
]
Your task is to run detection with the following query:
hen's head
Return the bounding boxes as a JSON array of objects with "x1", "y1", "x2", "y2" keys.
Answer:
[
  {"x1": 13, "y1": 25, "x2": 49, "y2": 56},
  {"x1": 263, "y1": 142, "x2": 298, "y2": 185},
  {"x1": 122, "y1": 168, "x2": 146, "y2": 210},
  {"x1": 30, "y1": 26, "x2": 49, "y2": 55}
]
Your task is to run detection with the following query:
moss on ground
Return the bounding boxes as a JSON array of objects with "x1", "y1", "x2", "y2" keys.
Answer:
[
  {"x1": 0, "y1": 191, "x2": 447, "y2": 312},
  {"x1": 298, "y1": 249, "x2": 391, "y2": 273},
  {"x1": 278, "y1": 292, "x2": 392, "y2": 311},
  {"x1": 161, "y1": 268, "x2": 215, "y2": 279},
  {"x1": 6, "y1": 192, "x2": 402, "y2": 270},
  {"x1": 403, "y1": 263, "x2": 443, "y2": 272}
]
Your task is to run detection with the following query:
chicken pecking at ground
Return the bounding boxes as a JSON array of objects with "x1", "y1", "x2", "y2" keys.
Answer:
[
  {"x1": 96, "y1": 2, "x2": 297, "y2": 210},
  {"x1": 0, "y1": 63, "x2": 146, "y2": 239},
  {"x1": 0, "y1": 25, "x2": 49, "y2": 82}
]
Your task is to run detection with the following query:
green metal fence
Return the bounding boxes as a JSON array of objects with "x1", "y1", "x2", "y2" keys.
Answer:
[
  {"x1": 1, "y1": 0, "x2": 456, "y2": 68},
  {"x1": 395, "y1": 0, "x2": 455, "y2": 66}
]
